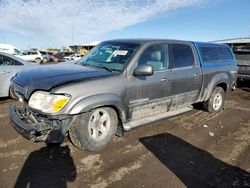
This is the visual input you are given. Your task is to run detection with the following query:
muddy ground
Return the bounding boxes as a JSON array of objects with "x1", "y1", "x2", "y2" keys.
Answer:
[{"x1": 0, "y1": 82, "x2": 249, "y2": 188}]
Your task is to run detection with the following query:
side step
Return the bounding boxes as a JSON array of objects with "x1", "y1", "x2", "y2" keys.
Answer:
[{"x1": 123, "y1": 106, "x2": 193, "y2": 131}]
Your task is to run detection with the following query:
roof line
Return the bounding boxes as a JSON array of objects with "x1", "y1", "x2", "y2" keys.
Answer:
[{"x1": 212, "y1": 37, "x2": 250, "y2": 42}]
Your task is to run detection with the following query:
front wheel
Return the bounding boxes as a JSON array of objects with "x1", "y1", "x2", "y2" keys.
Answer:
[
  {"x1": 203, "y1": 87, "x2": 225, "y2": 112},
  {"x1": 69, "y1": 107, "x2": 118, "y2": 151},
  {"x1": 35, "y1": 58, "x2": 42, "y2": 64},
  {"x1": 9, "y1": 86, "x2": 18, "y2": 100}
]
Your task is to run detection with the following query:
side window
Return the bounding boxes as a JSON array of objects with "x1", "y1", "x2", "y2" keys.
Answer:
[
  {"x1": 22, "y1": 51, "x2": 28, "y2": 55},
  {"x1": 170, "y1": 44, "x2": 194, "y2": 68},
  {"x1": 0, "y1": 55, "x2": 4, "y2": 66},
  {"x1": 217, "y1": 47, "x2": 233, "y2": 61},
  {"x1": 3, "y1": 56, "x2": 14, "y2": 66},
  {"x1": 138, "y1": 44, "x2": 168, "y2": 71},
  {"x1": 199, "y1": 47, "x2": 219, "y2": 62}
]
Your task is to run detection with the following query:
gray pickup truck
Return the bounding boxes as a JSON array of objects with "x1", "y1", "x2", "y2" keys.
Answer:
[{"x1": 9, "y1": 39, "x2": 237, "y2": 151}]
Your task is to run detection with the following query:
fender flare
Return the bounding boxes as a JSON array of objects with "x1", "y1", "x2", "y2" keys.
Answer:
[
  {"x1": 68, "y1": 93, "x2": 127, "y2": 123},
  {"x1": 204, "y1": 73, "x2": 229, "y2": 101}
]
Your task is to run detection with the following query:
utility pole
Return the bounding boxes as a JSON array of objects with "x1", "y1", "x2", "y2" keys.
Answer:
[{"x1": 71, "y1": 23, "x2": 75, "y2": 45}]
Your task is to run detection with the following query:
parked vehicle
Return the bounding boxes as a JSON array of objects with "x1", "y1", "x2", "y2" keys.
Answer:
[
  {"x1": 63, "y1": 53, "x2": 83, "y2": 61},
  {"x1": 15, "y1": 50, "x2": 43, "y2": 64},
  {"x1": 0, "y1": 52, "x2": 36, "y2": 98},
  {"x1": 39, "y1": 51, "x2": 52, "y2": 63},
  {"x1": 233, "y1": 47, "x2": 250, "y2": 80},
  {"x1": 52, "y1": 52, "x2": 74, "y2": 62},
  {"x1": 9, "y1": 39, "x2": 237, "y2": 151},
  {"x1": 213, "y1": 37, "x2": 250, "y2": 82},
  {"x1": 0, "y1": 44, "x2": 21, "y2": 55}
]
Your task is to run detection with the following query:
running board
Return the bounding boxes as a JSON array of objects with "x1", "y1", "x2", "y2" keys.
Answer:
[{"x1": 123, "y1": 106, "x2": 193, "y2": 131}]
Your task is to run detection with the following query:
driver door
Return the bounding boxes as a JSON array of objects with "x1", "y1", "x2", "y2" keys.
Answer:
[{"x1": 126, "y1": 43, "x2": 173, "y2": 121}]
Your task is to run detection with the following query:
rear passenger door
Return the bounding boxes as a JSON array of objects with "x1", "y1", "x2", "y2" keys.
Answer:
[{"x1": 168, "y1": 43, "x2": 202, "y2": 110}]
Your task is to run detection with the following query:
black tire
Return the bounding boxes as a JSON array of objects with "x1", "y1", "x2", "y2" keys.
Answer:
[
  {"x1": 69, "y1": 107, "x2": 118, "y2": 151},
  {"x1": 9, "y1": 86, "x2": 18, "y2": 100},
  {"x1": 203, "y1": 87, "x2": 225, "y2": 112}
]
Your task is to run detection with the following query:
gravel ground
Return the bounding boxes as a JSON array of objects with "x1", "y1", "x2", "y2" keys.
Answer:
[{"x1": 0, "y1": 81, "x2": 249, "y2": 188}]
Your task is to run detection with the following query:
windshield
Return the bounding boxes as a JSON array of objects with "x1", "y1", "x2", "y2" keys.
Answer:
[
  {"x1": 14, "y1": 48, "x2": 21, "y2": 55},
  {"x1": 78, "y1": 42, "x2": 140, "y2": 72}
]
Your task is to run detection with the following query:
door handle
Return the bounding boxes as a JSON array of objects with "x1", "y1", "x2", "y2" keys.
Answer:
[
  {"x1": 161, "y1": 78, "x2": 169, "y2": 82},
  {"x1": 193, "y1": 73, "x2": 200, "y2": 78}
]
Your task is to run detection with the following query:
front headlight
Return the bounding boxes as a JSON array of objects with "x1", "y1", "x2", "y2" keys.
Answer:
[{"x1": 28, "y1": 91, "x2": 70, "y2": 113}]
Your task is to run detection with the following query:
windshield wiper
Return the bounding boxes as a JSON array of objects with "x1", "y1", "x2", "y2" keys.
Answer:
[
  {"x1": 96, "y1": 65, "x2": 113, "y2": 72},
  {"x1": 82, "y1": 64, "x2": 113, "y2": 72}
]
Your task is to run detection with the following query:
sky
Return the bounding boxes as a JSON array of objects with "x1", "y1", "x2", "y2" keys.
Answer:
[{"x1": 0, "y1": 0, "x2": 249, "y2": 50}]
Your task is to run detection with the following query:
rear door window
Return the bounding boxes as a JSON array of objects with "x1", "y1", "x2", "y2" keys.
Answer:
[
  {"x1": 22, "y1": 51, "x2": 28, "y2": 55},
  {"x1": 170, "y1": 44, "x2": 194, "y2": 68},
  {"x1": 29, "y1": 51, "x2": 37, "y2": 55}
]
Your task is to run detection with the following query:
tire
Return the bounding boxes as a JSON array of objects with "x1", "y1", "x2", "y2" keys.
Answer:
[
  {"x1": 69, "y1": 107, "x2": 118, "y2": 151},
  {"x1": 9, "y1": 86, "x2": 18, "y2": 100},
  {"x1": 35, "y1": 58, "x2": 42, "y2": 64},
  {"x1": 42, "y1": 57, "x2": 48, "y2": 63},
  {"x1": 203, "y1": 87, "x2": 225, "y2": 112}
]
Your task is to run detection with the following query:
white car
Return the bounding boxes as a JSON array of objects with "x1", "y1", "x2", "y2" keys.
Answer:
[
  {"x1": 0, "y1": 43, "x2": 21, "y2": 55},
  {"x1": 63, "y1": 54, "x2": 83, "y2": 61},
  {"x1": 15, "y1": 50, "x2": 43, "y2": 64},
  {"x1": 0, "y1": 52, "x2": 37, "y2": 98}
]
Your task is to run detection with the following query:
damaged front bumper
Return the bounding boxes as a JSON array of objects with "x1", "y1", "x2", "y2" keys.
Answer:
[{"x1": 9, "y1": 104, "x2": 73, "y2": 143}]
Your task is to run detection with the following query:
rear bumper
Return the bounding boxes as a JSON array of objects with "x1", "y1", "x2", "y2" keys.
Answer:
[
  {"x1": 238, "y1": 65, "x2": 250, "y2": 80},
  {"x1": 9, "y1": 104, "x2": 72, "y2": 143}
]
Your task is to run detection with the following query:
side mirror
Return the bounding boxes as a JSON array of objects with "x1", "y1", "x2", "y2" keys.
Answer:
[{"x1": 134, "y1": 64, "x2": 153, "y2": 76}]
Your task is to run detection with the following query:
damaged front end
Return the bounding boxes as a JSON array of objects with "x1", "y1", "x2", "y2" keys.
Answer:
[{"x1": 9, "y1": 103, "x2": 73, "y2": 143}]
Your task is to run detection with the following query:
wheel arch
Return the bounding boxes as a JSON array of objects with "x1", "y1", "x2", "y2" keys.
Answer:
[
  {"x1": 204, "y1": 73, "x2": 229, "y2": 101},
  {"x1": 68, "y1": 94, "x2": 127, "y2": 123}
]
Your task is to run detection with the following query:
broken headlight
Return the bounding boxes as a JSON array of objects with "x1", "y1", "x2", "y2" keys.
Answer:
[{"x1": 28, "y1": 91, "x2": 70, "y2": 113}]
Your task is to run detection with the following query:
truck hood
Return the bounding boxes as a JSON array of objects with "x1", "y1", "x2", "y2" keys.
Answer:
[{"x1": 13, "y1": 64, "x2": 114, "y2": 99}]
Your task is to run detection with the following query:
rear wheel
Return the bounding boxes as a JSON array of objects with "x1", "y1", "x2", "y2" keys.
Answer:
[
  {"x1": 69, "y1": 107, "x2": 118, "y2": 151},
  {"x1": 203, "y1": 87, "x2": 225, "y2": 112},
  {"x1": 42, "y1": 57, "x2": 48, "y2": 63}
]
